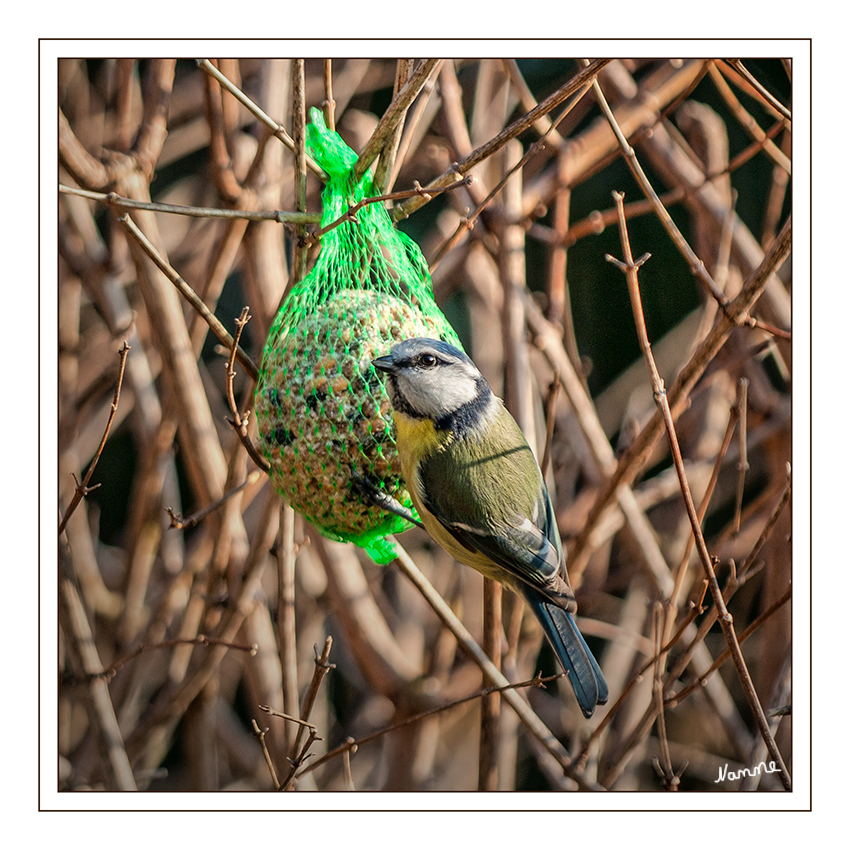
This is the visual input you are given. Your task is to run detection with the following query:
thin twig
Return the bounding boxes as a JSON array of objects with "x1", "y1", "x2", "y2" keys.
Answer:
[
  {"x1": 711, "y1": 188, "x2": 739, "y2": 307},
  {"x1": 501, "y1": 58, "x2": 566, "y2": 144},
  {"x1": 88, "y1": 635, "x2": 258, "y2": 683},
  {"x1": 652, "y1": 604, "x2": 677, "y2": 790},
  {"x1": 258, "y1": 705, "x2": 318, "y2": 731},
  {"x1": 59, "y1": 342, "x2": 130, "y2": 534},
  {"x1": 58, "y1": 184, "x2": 319, "y2": 224},
  {"x1": 165, "y1": 470, "x2": 263, "y2": 529},
  {"x1": 586, "y1": 59, "x2": 729, "y2": 310},
  {"x1": 667, "y1": 586, "x2": 792, "y2": 706},
  {"x1": 224, "y1": 308, "x2": 269, "y2": 471},
  {"x1": 297, "y1": 671, "x2": 559, "y2": 781},
  {"x1": 663, "y1": 387, "x2": 742, "y2": 640},
  {"x1": 707, "y1": 63, "x2": 790, "y2": 175},
  {"x1": 724, "y1": 60, "x2": 792, "y2": 123},
  {"x1": 739, "y1": 465, "x2": 792, "y2": 577},
  {"x1": 734, "y1": 378, "x2": 750, "y2": 536},
  {"x1": 197, "y1": 59, "x2": 327, "y2": 180},
  {"x1": 312, "y1": 178, "x2": 471, "y2": 242},
  {"x1": 202, "y1": 58, "x2": 247, "y2": 202},
  {"x1": 278, "y1": 503, "x2": 299, "y2": 757},
  {"x1": 322, "y1": 59, "x2": 336, "y2": 131},
  {"x1": 430, "y1": 137, "x2": 546, "y2": 270},
  {"x1": 607, "y1": 190, "x2": 791, "y2": 791},
  {"x1": 761, "y1": 127, "x2": 791, "y2": 249},
  {"x1": 282, "y1": 729, "x2": 323, "y2": 791},
  {"x1": 479, "y1": 577, "x2": 502, "y2": 791},
  {"x1": 740, "y1": 644, "x2": 792, "y2": 790},
  {"x1": 540, "y1": 374, "x2": 560, "y2": 478},
  {"x1": 251, "y1": 719, "x2": 280, "y2": 790},
  {"x1": 265, "y1": 636, "x2": 334, "y2": 793},
  {"x1": 290, "y1": 637, "x2": 335, "y2": 765},
  {"x1": 118, "y1": 214, "x2": 258, "y2": 381}
]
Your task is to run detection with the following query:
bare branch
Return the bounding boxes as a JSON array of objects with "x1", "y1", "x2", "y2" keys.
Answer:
[{"x1": 59, "y1": 342, "x2": 130, "y2": 534}]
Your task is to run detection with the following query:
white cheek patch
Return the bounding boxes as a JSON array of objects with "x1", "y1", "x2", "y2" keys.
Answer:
[
  {"x1": 400, "y1": 368, "x2": 480, "y2": 419},
  {"x1": 436, "y1": 375, "x2": 479, "y2": 410}
]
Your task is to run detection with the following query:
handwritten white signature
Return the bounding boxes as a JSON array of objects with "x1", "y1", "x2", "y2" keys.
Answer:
[{"x1": 715, "y1": 760, "x2": 781, "y2": 784}]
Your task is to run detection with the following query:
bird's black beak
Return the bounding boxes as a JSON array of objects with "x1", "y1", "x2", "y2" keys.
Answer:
[{"x1": 372, "y1": 354, "x2": 396, "y2": 375}]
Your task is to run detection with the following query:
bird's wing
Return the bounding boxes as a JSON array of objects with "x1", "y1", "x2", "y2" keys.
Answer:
[{"x1": 418, "y1": 462, "x2": 566, "y2": 597}]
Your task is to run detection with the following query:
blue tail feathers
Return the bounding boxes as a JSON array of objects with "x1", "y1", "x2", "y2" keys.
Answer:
[{"x1": 522, "y1": 589, "x2": 608, "y2": 718}]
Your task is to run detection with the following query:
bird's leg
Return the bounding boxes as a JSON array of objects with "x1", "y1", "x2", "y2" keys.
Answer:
[{"x1": 351, "y1": 470, "x2": 425, "y2": 530}]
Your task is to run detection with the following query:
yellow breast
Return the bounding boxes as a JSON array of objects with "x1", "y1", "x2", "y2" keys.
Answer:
[
  {"x1": 393, "y1": 412, "x2": 446, "y2": 485},
  {"x1": 392, "y1": 410, "x2": 508, "y2": 582}
]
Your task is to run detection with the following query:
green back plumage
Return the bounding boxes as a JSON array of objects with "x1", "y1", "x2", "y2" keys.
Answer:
[{"x1": 422, "y1": 406, "x2": 541, "y2": 528}]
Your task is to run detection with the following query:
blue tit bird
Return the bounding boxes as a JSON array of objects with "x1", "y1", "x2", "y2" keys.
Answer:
[{"x1": 373, "y1": 338, "x2": 608, "y2": 717}]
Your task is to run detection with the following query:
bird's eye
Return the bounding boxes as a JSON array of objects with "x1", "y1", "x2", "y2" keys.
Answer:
[{"x1": 419, "y1": 354, "x2": 437, "y2": 368}]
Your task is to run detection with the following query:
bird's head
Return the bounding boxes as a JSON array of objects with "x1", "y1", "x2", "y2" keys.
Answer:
[{"x1": 372, "y1": 338, "x2": 492, "y2": 427}]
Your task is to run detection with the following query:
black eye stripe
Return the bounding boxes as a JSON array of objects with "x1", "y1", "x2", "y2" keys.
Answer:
[{"x1": 396, "y1": 351, "x2": 449, "y2": 370}]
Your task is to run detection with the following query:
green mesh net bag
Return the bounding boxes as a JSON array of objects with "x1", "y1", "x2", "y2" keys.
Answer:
[{"x1": 255, "y1": 108, "x2": 461, "y2": 564}]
